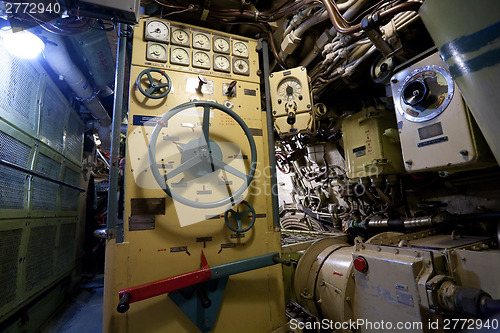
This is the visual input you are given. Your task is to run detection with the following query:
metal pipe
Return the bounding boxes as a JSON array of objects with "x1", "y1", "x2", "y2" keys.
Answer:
[
  {"x1": 106, "y1": 24, "x2": 128, "y2": 239},
  {"x1": 0, "y1": 158, "x2": 84, "y2": 192},
  {"x1": 261, "y1": 39, "x2": 280, "y2": 229}
]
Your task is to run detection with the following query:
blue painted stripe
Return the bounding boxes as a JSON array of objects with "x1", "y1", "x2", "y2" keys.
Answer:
[
  {"x1": 440, "y1": 21, "x2": 500, "y2": 61},
  {"x1": 448, "y1": 46, "x2": 500, "y2": 78}
]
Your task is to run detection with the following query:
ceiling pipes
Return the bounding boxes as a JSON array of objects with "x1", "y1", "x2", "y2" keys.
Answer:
[{"x1": 39, "y1": 31, "x2": 112, "y2": 150}]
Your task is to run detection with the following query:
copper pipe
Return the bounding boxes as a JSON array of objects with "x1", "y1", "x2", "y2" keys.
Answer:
[{"x1": 321, "y1": 0, "x2": 422, "y2": 35}]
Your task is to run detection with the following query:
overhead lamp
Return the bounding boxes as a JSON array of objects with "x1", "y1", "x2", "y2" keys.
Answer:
[{"x1": 1, "y1": 29, "x2": 45, "y2": 59}]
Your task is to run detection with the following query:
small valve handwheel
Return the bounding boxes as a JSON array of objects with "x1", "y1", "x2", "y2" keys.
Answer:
[
  {"x1": 136, "y1": 68, "x2": 172, "y2": 99},
  {"x1": 275, "y1": 152, "x2": 291, "y2": 174},
  {"x1": 224, "y1": 200, "x2": 256, "y2": 233}
]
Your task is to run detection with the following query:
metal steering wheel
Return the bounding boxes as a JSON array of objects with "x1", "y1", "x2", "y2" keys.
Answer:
[
  {"x1": 224, "y1": 200, "x2": 256, "y2": 233},
  {"x1": 148, "y1": 101, "x2": 257, "y2": 209},
  {"x1": 136, "y1": 68, "x2": 172, "y2": 99}
]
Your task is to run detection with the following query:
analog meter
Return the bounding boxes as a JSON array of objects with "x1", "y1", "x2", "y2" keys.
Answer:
[
  {"x1": 146, "y1": 42, "x2": 168, "y2": 62},
  {"x1": 144, "y1": 19, "x2": 170, "y2": 42},
  {"x1": 192, "y1": 51, "x2": 210, "y2": 69},
  {"x1": 213, "y1": 36, "x2": 230, "y2": 54},
  {"x1": 171, "y1": 28, "x2": 190, "y2": 46},
  {"x1": 233, "y1": 58, "x2": 249, "y2": 75},
  {"x1": 277, "y1": 77, "x2": 302, "y2": 102},
  {"x1": 193, "y1": 32, "x2": 210, "y2": 50},
  {"x1": 170, "y1": 47, "x2": 190, "y2": 66},
  {"x1": 232, "y1": 40, "x2": 249, "y2": 58},
  {"x1": 214, "y1": 55, "x2": 230, "y2": 72}
]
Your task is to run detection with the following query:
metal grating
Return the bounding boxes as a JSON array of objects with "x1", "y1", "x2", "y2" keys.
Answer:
[
  {"x1": 66, "y1": 113, "x2": 84, "y2": 164},
  {"x1": 0, "y1": 130, "x2": 31, "y2": 167},
  {"x1": 31, "y1": 178, "x2": 58, "y2": 211},
  {"x1": 0, "y1": 165, "x2": 26, "y2": 209},
  {"x1": 25, "y1": 225, "x2": 57, "y2": 293},
  {"x1": 0, "y1": 47, "x2": 40, "y2": 130},
  {"x1": 57, "y1": 223, "x2": 76, "y2": 272},
  {"x1": 61, "y1": 168, "x2": 80, "y2": 211},
  {"x1": 35, "y1": 153, "x2": 61, "y2": 179},
  {"x1": 40, "y1": 83, "x2": 66, "y2": 151},
  {"x1": 0, "y1": 229, "x2": 23, "y2": 308}
]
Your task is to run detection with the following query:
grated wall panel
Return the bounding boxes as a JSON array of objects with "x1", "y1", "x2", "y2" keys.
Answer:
[
  {"x1": 35, "y1": 153, "x2": 61, "y2": 179},
  {"x1": 0, "y1": 48, "x2": 40, "y2": 130},
  {"x1": 61, "y1": 168, "x2": 80, "y2": 211},
  {"x1": 0, "y1": 229, "x2": 22, "y2": 308},
  {"x1": 31, "y1": 179, "x2": 58, "y2": 211},
  {"x1": 0, "y1": 166, "x2": 26, "y2": 209},
  {"x1": 0, "y1": 130, "x2": 31, "y2": 167},
  {"x1": 25, "y1": 225, "x2": 57, "y2": 293},
  {"x1": 40, "y1": 83, "x2": 66, "y2": 151},
  {"x1": 57, "y1": 223, "x2": 76, "y2": 272},
  {"x1": 66, "y1": 113, "x2": 84, "y2": 164}
]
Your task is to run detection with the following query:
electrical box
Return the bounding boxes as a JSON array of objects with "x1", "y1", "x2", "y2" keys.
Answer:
[
  {"x1": 342, "y1": 106, "x2": 405, "y2": 179},
  {"x1": 75, "y1": 0, "x2": 140, "y2": 24},
  {"x1": 103, "y1": 17, "x2": 285, "y2": 333},
  {"x1": 390, "y1": 52, "x2": 494, "y2": 173},
  {"x1": 269, "y1": 66, "x2": 315, "y2": 136}
]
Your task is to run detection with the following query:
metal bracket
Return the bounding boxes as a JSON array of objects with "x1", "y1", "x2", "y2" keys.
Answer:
[{"x1": 361, "y1": 13, "x2": 396, "y2": 57}]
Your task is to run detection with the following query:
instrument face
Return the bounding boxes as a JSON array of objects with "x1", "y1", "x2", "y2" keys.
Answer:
[
  {"x1": 277, "y1": 77, "x2": 302, "y2": 102},
  {"x1": 144, "y1": 19, "x2": 170, "y2": 42}
]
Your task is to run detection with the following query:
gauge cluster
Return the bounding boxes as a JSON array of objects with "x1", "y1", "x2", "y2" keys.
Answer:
[{"x1": 143, "y1": 18, "x2": 250, "y2": 76}]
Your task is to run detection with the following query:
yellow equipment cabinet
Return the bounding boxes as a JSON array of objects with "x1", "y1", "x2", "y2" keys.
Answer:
[{"x1": 103, "y1": 17, "x2": 285, "y2": 333}]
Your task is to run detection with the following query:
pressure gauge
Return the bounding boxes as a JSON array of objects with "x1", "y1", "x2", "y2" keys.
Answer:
[
  {"x1": 213, "y1": 36, "x2": 230, "y2": 54},
  {"x1": 214, "y1": 55, "x2": 230, "y2": 73},
  {"x1": 193, "y1": 32, "x2": 210, "y2": 50},
  {"x1": 232, "y1": 40, "x2": 249, "y2": 58},
  {"x1": 192, "y1": 51, "x2": 211, "y2": 69},
  {"x1": 146, "y1": 42, "x2": 168, "y2": 62},
  {"x1": 144, "y1": 19, "x2": 170, "y2": 42},
  {"x1": 171, "y1": 28, "x2": 190, "y2": 46},
  {"x1": 277, "y1": 77, "x2": 302, "y2": 102},
  {"x1": 171, "y1": 47, "x2": 190, "y2": 66},
  {"x1": 233, "y1": 58, "x2": 250, "y2": 75}
]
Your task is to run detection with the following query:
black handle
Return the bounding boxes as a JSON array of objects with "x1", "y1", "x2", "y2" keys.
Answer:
[{"x1": 117, "y1": 293, "x2": 131, "y2": 313}]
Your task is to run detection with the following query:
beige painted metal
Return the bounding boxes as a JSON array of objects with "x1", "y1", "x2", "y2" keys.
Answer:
[
  {"x1": 342, "y1": 106, "x2": 405, "y2": 179},
  {"x1": 269, "y1": 67, "x2": 315, "y2": 136},
  {"x1": 103, "y1": 17, "x2": 285, "y2": 333}
]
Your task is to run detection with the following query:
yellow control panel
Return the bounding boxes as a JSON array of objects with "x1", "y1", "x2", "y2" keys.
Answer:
[{"x1": 103, "y1": 17, "x2": 285, "y2": 333}]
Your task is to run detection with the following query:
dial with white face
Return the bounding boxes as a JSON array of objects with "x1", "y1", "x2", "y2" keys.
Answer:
[
  {"x1": 214, "y1": 55, "x2": 230, "y2": 72},
  {"x1": 171, "y1": 28, "x2": 189, "y2": 46},
  {"x1": 213, "y1": 36, "x2": 230, "y2": 54},
  {"x1": 277, "y1": 77, "x2": 302, "y2": 102},
  {"x1": 145, "y1": 20, "x2": 169, "y2": 42},
  {"x1": 193, "y1": 51, "x2": 210, "y2": 69},
  {"x1": 233, "y1": 41, "x2": 249, "y2": 58},
  {"x1": 171, "y1": 47, "x2": 189, "y2": 66},
  {"x1": 233, "y1": 58, "x2": 249, "y2": 75},
  {"x1": 146, "y1": 42, "x2": 167, "y2": 62},
  {"x1": 193, "y1": 32, "x2": 210, "y2": 50}
]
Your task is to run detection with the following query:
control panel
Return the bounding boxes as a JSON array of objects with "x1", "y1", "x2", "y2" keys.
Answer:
[{"x1": 103, "y1": 17, "x2": 285, "y2": 333}]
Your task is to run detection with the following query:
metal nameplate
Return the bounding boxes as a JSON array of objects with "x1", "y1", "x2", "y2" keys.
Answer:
[
  {"x1": 196, "y1": 237, "x2": 213, "y2": 243},
  {"x1": 170, "y1": 246, "x2": 188, "y2": 253},
  {"x1": 131, "y1": 198, "x2": 165, "y2": 215},
  {"x1": 129, "y1": 215, "x2": 155, "y2": 231}
]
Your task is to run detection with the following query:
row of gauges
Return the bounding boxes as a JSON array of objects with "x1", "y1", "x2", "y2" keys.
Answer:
[
  {"x1": 146, "y1": 42, "x2": 250, "y2": 75},
  {"x1": 145, "y1": 19, "x2": 249, "y2": 57}
]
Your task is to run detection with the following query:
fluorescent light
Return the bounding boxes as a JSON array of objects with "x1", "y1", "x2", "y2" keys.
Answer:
[{"x1": 1, "y1": 30, "x2": 45, "y2": 59}]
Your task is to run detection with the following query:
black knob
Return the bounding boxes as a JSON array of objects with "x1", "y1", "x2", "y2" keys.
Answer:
[
  {"x1": 287, "y1": 112, "x2": 296, "y2": 125},
  {"x1": 403, "y1": 80, "x2": 428, "y2": 106},
  {"x1": 197, "y1": 287, "x2": 211, "y2": 308},
  {"x1": 117, "y1": 293, "x2": 131, "y2": 313}
]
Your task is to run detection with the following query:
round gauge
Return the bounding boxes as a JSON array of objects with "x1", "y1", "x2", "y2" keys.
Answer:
[
  {"x1": 171, "y1": 47, "x2": 189, "y2": 65},
  {"x1": 147, "y1": 43, "x2": 167, "y2": 61},
  {"x1": 193, "y1": 33, "x2": 210, "y2": 49},
  {"x1": 146, "y1": 20, "x2": 169, "y2": 41},
  {"x1": 233, "y1": 41, "x2": 249, "y2": 58},
  {"x1": 277, "y1": 77, "x2": 302, "y2": 102},
  {"x1": 214, "y1": 55, "x2": 230, "y2": 71},
  {"x1": 396, "y1": 65, "x2": 454, "y2": 122},
  {"x1": 214, "y1": 37, "x2": 230, "y2": 53},
  {"x1": 193, "y1": 51, "x2": 210, "y2": 68},
  {"x1": 172, "y1": 29, "x2": 189, "y2": 45},
  {"x1": 371, "y1": 56, "x2": 395, "y2": 84},
  {"x1": 233, "y1": 59, "x2": 249, "y2": 75}
]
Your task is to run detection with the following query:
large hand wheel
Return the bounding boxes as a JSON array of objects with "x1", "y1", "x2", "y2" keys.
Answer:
[
  {"x1": 148, "y1": 101, "x2": 257, "y2": 209},
  {"x1": 136, "y1": 68, "x2": 171, "y2": 99},
  {"x1": 224, "y1": 201, "x2": 256, "y2": 233}
]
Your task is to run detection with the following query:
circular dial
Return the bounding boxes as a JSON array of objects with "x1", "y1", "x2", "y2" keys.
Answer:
[
  {"x1": 148, "y1": 101, "x2": 257, "y2": 209},
  {"x1": 233, "y1": 59, "x2": 249, "y2": 74},
  {"x1": 193, "y1": 51, "x2": 210, "y2": 68},
  {"x1": 172, "y1": 29, "x2": 189, "y2": 45},
  {"x1": 147, "y1": 44, "x2": 167, "y2": 60},
  {"x1": 233, "y1": 41, "x2": 249, "y2": 58},
  {"x1": 396, "y1": 65, "x2": 454, "y2": 122},
  {"x1": 171, "y1": 47, "x2": 189, "y2": 65},
  {"x1": 193, "y1": 33, "x2": 210, "y2": 49},
  {"x1": 277, "y1": 77, "x2": 302, "y2": 102},
  {"x1": 146, "y1": 21, "x2": 169, "y2": 40},
  {"x1": 214, "y1": 37, "x2": 230, "y2": 53},
  {"x1": 214, "y1": 55, "x2": 230, "y2": 71}
]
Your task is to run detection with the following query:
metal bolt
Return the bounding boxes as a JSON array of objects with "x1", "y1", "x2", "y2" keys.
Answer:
[
  {"x1": 391, "y1": 78, "x2": 398, "y2": 83},
  {"x1": 273, "y1": 111, "x2": 277, "y2": 115},
  {"x1": 307, "y1": 104, "x2": 311, "y2": 109},
  {"x1": 405, "y1": 160, "x2": 413, "y2": 165},
  {"x1": 459, "y1": 150, "x2": 469, "y2": 156},
  {"x1": 270, "y1": 73, "x2": 274, "y2": 78},
  {"x1": 256, "y1": 69, "x2": 262, "y2": 76}
]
